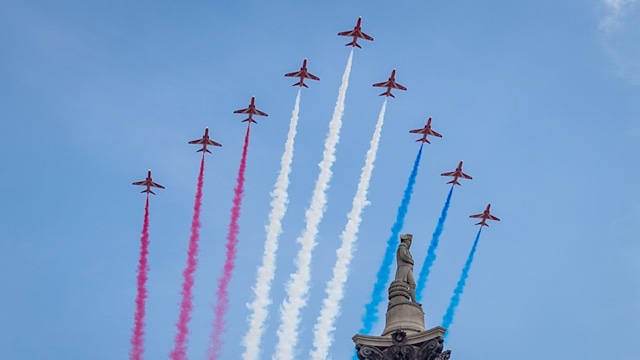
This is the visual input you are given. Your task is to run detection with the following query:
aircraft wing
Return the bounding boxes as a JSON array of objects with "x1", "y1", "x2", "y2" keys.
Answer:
[
  {"x1": 441, "y1": 171, "x2": 456, "y2": 177},
  {"x1": 151, "y1": 181, "x2": 165, "y2": 189},
  {"x1": 361, "y1": 31, "x2": 374, "y2": 41},
  {"x1": 489, "y1": 214, "x2": 500, "y2": 221},
  {"x1": 469, "y1": 213, "x2": 484, "y2": 219},
  {"x1": 206, "y1": 139, "x2": 222, "y2": 147},
  {"x1": 284, "y1": 71, "x2": 302, "y2": 78},
  {"x1": 338, "y1": 30, "x2": 357, "y2": 37},
  {"x1": 132, "y1": 180, "x2": 146, "y2": 186},
  {"x1": 409, "y1": 128, "x2": 425, "y2": 134},
  {"x1": 394, "y1": 83, "x2": 407, "y2": 91},
  {"x1": 461, "y1": 173, "x2": 473, "y2": 179},
  {"x1": 188, "y1": 139, "x2": 205, "y2": 145},
  {"x1": 372, "y1": 81, "x2": 390, "y2": 88},
  {"x1": 430, "y1": 130, "x2": 443, "y2": 138},
  {"x1": 254, "y1": 109, "x2": 269, "y2": 117},
  {"x1": 307, "y1": 72, "x2": 320, "y2": 80},
  {"x1": 233, "y1": 108, "x2": 250, "y2": 114}
]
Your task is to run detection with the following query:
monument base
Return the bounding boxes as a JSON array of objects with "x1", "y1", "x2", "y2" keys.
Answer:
[
  {"x1": 382, "y1": 299, "x2": 426, "y2": 336},
  {"x1": 352, "y1": 234, "x2": 452, "y2": 359},
  {"x1": 352, "y1": 329, "x2": 451, "y2": 360}
]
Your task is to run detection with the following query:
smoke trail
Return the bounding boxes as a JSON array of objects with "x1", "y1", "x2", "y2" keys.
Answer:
[
  {"x1": 274, "y1": 49, "x2": 354, "y2": 360},
  {"x1": 416, "y1": 185, "x2": 454, "y2": 302},
  {"x1": 441, "y1": 227, "x2": 483, "y2": 337},
  {"x1": 242, "y1": 89, "x2": 301, "y2": 360},
  {"x1": 310, "y1": 99, "x2": 387, "y2": 360},
  {"x1": 208, "y1": 125, "x2": 251, "y2": 360},
  {"x1": 129, "y1": 195, "x2": 150, "y2": 360},
  {"x1": 359, "y1": 144, "x2": 424, "y2": 336},
  {"x1": 169, "y1": 154, "x2": 206, "y2": 360}
]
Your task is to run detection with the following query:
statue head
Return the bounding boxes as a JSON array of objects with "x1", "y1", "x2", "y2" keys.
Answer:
[{"x1": 400, "y1": 233, "x2": 413, "y2": 247}]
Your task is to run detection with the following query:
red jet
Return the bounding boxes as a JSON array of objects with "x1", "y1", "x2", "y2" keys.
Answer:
[
  {"x1": 233, "y1": 96, "x2": 269, "y2": 124},
  {"x1": 409, "y1": 117, "x2": 442, "y2": 143},
  {"x1": 372, "y1": 69, "x2": 407, "y2": 98},
  {"x1": 188, "y1": 127, "x2": 222, "y2": 153},
  {"x1": 441, "y1": 161, "x2": 473, "y2": 186},
  {"x1": 285, "y1": 58, "x2": 320, "y2": 88},
  {"x1": 469, "y1": 204, "x2": 500, "y2": 227},
  {"x1": 338, "y1": 17, "x2": 374, "y2": 48},
  {"x1": 132, "y1": 170, "x2": 165, "y2": 195}
]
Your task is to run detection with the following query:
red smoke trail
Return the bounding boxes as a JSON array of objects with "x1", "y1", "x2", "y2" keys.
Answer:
[
  {"x1": 208, "y1": 125, "x2": 251, "y2": 360},
  {"x1": 169, "y1": 154, "x2": 206, "y2": 360},
  {"x1": 129, "y1": 195, "x2": 150, "y2": 360}
]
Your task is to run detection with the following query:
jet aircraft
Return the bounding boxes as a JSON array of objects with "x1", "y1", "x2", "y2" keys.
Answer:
[
  {"x1": 409, "y1": 117, "x2": 442, "y2": 143},
  {"x1": 233, "y1": 96, "x2": 269, "y2": 124},
  {"x1": 285, "y1": 58, "x2": 320, "y2": 88},
  {"x1": 338, "y1": 17, "x2": 374, "y2": 48},
  {"x1": 188, "y1": 127, "x2": 222, "y2": 153},
  {"x1": 469, "y1": 204, "x2": 500, "y2": 227},
  {"x1": 372, "y1": 69, "x2": 407, "y2": 98},
  {"x1": 132, "y1": 170, "x2": 165, "y2": 195},
  {"x1": 441, "y1": 161, "x2": 473, "y2": 186}
]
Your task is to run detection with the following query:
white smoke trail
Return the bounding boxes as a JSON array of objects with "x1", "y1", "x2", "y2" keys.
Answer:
[
  {"x1": 274, "y1": 50, "x2": 354, "y2": 360},
  {"x1": 242, "y1": 89, "x2": 302, "y2": 360},
  {"x1": 310, "y1": 99, "x2": 387, "y2": 360}
]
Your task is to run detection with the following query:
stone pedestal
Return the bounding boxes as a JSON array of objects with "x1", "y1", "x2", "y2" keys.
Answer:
[
  {"x1": 352, "y1": 275, "x2": 452, "y2": 359},
  {"x1": 351, "y1": 234, "x2": 451, "y2": 360},
  {"x1": 381, "y1": 280, "x2": 427, "y2": 336},
  {"x1": 382, "y1": 301, "x2": 426, "y2": 336}
]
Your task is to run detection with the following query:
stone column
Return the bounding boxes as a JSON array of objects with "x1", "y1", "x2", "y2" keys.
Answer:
[{"x1": 352, "y1": 234, "x2": 452, "y2": 360}]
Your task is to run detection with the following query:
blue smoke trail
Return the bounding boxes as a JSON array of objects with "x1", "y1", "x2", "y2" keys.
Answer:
[
  {"x1": 359, "y1": 144, "x2": 424, "y2": 336},
  {"x1": 441, "y1": 227, "x2": 483, "y2": 338},
  {"x1": 416, "y1": 185, "x2": 454, "y2": 302}
]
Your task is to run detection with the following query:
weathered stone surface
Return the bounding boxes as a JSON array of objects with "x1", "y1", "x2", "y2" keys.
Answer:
[
  {"x1": 394, "y1": 234, "x2": 417, "y2": 302},
  {"x1": 353, "y1": 330, "x2": 451, "y2": 360},
  {"x1": 382, "y1": 300, "x2": 426, "y2": 336},
  {"x1": 388, "y1": 280, "x2": 412, "y2": 302},
  {"x1": 352, "y1": 234, "x2": 452, "y2": 359}
]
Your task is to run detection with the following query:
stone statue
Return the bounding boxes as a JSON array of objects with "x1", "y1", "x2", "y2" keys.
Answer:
[
  {"x1": 352, "y1": 233, "x2": 452, "y2": 359},
  {"x1": 394, "y1": 234, "x2": 417, "y2": 302}
]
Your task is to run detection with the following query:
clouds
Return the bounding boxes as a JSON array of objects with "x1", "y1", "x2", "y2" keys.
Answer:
[
  {"x1": 599, "y1": 0, "x2": 640, "y2": 83},
  {"x1": 600, "y1": 0, "x2": 635, "y2": 31}
]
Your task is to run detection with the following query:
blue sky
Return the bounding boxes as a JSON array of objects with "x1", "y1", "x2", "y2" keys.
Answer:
[{"x1": 1, "y1": 1, "x2": 639, "y2": 359}]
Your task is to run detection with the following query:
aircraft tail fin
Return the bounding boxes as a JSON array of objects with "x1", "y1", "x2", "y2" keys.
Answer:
[
  {"x1": 292, "y1": 80, "x2": 309, "y2": 88},
  {"x1": 241, "y1": 118, "x2": 257, "y2": 124},
  {"x1": 345, "y1": 40, "x2": 361, "y2": 48},
  {"x1": 447, "y1": 179, "x2": 461, "y2": 186}
]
